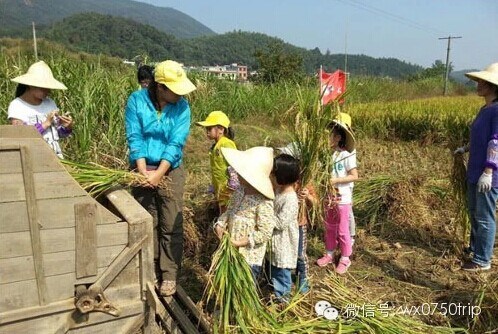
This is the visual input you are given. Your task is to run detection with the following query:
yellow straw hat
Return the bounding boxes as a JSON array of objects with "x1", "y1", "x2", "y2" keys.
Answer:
[
  {"x1": 11, "y1": 61, "x2": 67, "y2": 90},
  {"x1": 328, "y1": 112, "x2": 356, "y2": 153},
  {"x1": 154, "y1": 60, "x2": 196, "y2": 95},
  {"x1": 221, "y1": 146, "x2": 275, "y2": 199},
  {"x1": 196, "y1": 111, "x2": 230, "y2": 128},
  {"x1": 465, "y1": 63, "x2": 498, "y2": 86}
]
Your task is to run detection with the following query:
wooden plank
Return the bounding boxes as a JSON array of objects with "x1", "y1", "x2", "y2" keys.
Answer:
[
  {"x1": 0, "y1": 310, "x2": 69, "y2": 333},
  {"x1": 176, "y1": 285, "x2": 212, "y2": 333},
  {"x1": 108, "y1": 256, "x2": 139, "y2": 289},
  {"x1": 0, "y1": 173, "x2": 25, "y2": 202},
  {"x1": 43, "y1": 245, "x2": 126, "y2": 277},
  {"x1": 106, "y1": 189, "x2": 152, "y2": 227},
  {"x1": 0, "y1": 125, "x2": 40, "y2": 138},
  {"x1": 37, "y1": 197, "x2": 122, "y2": 229},
  {"x1": 40, "y1": 223, "x2": 128, "y2": 253},
  {"x1": 68, "y1": 302, "x2": 144, "y2": 332},
  {"x1": 0, "y1": 150, "x2": 22, "y2": 174},
  {"x1": 0, "y1": 231, "x2": 32, "y2": 258},
  {"x1": 34, "y1": 171, "x2": 87, "y2": 199},
  {"x1": 0, "y1": 279, "x2": 39, "y2": 313},
  {"x1": 0, "y1": 137, "x2": 61, "y2": 172},
  {"x1": 0, "y1": 256, "x2": 36, "y2": 284},
  {"x1": 93, "y1": 236, "x2": 146, "y2": 290},
  {"x1": 0, "y1": 298, "x2": 74, "y2": 325},
  {"x1": 0, "y1": 201, "x2": 29, "y2": 233},
  {"x1": 75, "y1": 203, "x2": 99, "y2": 278},
  {"x1": 162, "y1": 295, "x2": 200, "y2": 334},
  {"x1": 146, "y1": 282, "x2": 182, "y2": 334},
  {"x1": 21, "y1": 145, "x2": 48, "y2": 305},
  {"x1": 46, "y1": 273, "x2": 74, "y2": 303},
  {"x1": 123, "y1": 314, "x2": 145, "y2": 334}
]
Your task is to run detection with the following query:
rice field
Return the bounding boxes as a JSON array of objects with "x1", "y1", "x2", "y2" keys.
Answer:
[{"x1": 1, "y1": 39, "x2": 496, "y2": 333}]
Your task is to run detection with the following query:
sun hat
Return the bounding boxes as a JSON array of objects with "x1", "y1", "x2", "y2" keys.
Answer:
[
  {"x1": 154, "y1": 60, "x2": 196, "y2": 95},
  {"x1": 221, "y1": 146, "x2": 275, "y2": 199},
  {"x1": 328, "y1": 112, "x2": 355, "y2": 153},
  {"x1": 196, "y1": 111, "x2": 230, "y2": 128},
  {"x1": 11, "y1": 61, "x2": 67, "y2": 90},
  {"x1": 277, "y1": 141, "x2": 301, "y2": 159},
  {"x1": 465, "y1": 63, "x2": 498, "y2": 86}
]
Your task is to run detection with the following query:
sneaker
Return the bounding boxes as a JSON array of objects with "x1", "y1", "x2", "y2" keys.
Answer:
[
  {"x1": 461, "y1": 261, "x2": 491, "y2": 272},
  {"x1": 160, "y1": 280, "x2": 176, "y2": 296},
  {"x1": 335, "y1": 258, "x2": 351, "y2": 274},
  {"x1": 317, "y1": 254, "x2": 334, "y2": 267}
]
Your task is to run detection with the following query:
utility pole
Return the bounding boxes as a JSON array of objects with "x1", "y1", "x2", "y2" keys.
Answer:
[
  {"x1": 32, "y1": 21, "x2": 38, "y2": 60},
  {"x1": 438, "y1": 35, "x2": 461, "y2": 95}
]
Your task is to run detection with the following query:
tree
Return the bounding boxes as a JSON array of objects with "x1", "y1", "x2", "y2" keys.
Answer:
[
  {"x1": 409, "y1": 60, "x2": 452, "y2": 81},
  {"x1": 254, "y1": 42, "x2": 304, "y2": 83}
]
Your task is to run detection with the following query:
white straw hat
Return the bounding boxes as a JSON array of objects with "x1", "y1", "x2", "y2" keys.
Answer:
[
  {"x1": 465, "y1": 63, "x2": 498, "y2": 86},
  {"x1": 221, "y1": 146, "x2": 275, "y2": 199},
  {"x1": 11, "y1": 61, "x2": 67, "y2": 90}
]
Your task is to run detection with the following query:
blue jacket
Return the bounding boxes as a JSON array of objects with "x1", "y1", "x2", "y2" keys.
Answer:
[{"x1": 125, "y1": 89, "x2": 191, "y2": 169}]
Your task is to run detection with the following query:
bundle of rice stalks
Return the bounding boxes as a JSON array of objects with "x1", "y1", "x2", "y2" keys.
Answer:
[
  {"x1": 353, "y1": 175, "x2": 399, "y2": 233},
  {"x1": 62, "y1": 160, "x2": 171, "y2": 197},
  {"x1": 449, "y1": 152, "x2": 469, "y2": 244},
  {"x1": 204, "y1": 234, "x2": 277, "y2": 333}
]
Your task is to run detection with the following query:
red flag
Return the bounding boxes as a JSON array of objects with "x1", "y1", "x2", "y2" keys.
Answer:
[{"x1": 320, "y1": 69, "x2": 346, "y2": 105}]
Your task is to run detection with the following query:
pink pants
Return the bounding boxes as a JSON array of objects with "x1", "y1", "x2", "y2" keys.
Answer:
[{"x1": 324, "y1": 204, "x2": 352, "y2": 257}]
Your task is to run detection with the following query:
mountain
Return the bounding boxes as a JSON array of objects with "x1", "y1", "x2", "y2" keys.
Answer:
[
  {"x1": 450, "y1": 69, "x2": 477, "y2": 86},
  {"x1": 0, "y1": 0, "x2": 215, "y2": 39},
  {"x1": 42, "y1": 13, "x2": 184, "y2": 61}
]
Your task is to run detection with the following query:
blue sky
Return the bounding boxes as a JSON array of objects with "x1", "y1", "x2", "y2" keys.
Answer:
[{"x1": 137, "y1": 0, "x2": 497, "y2": 71}]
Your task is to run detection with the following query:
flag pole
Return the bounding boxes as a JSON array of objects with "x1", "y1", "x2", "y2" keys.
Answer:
[{"x1": 319, "y1": 65, "x2": 323, "y2": 109}]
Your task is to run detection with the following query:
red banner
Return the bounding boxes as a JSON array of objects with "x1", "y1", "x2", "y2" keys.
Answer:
[{"x1": 320, "y1": 69, "x2": 346, "y2": 105}]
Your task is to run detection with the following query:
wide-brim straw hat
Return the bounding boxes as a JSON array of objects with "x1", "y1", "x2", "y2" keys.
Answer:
[
  {"x1": 465, "y1": 63, "x2": 498, "y2": 86},
  {"x1": 196, "y1": 110, "x2": 230, "y2": 128},
  {"x1": 154, "y1": 60, "x2": 196, "y2": 95},
  {"x1": 328, "y1": 112, "x2": 355, "y2": 153},
  {"x1": 221, "y1": 146, "x2": 275, "y2": 199},
  {"x1": 11, "y1": 60, "x2": 67, "y2": 90}
]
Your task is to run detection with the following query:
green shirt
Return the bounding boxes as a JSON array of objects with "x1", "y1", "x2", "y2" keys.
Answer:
[{"x1": 210, "y1": 136, "x2": 237, "y2": 204}]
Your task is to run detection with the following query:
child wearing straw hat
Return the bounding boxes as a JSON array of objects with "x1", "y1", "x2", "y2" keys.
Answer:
[
  {"x1": 8, "y1": 61, "x2": 74, "y2": 159},
  {"x1": 214, "y1": 147, "x2": 276, "y2": 279},
  {"x1": 196, "y1": 111, "x2": 239, "y2": 214},
  {"x1": 317, "y1": 112, "x2": 358, "y2": 274}
]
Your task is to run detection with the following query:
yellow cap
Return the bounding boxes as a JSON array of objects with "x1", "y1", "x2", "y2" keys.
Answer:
[
  {"x1": 196, "y1": 111, "x2": 230, "y2": 128},
  {"x1": 154, "y1": 60, "x2": 196, "y2": 95}
]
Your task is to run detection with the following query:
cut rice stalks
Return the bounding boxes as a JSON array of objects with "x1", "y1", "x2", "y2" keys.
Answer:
[{"x1": 62, "y1": 160, "x2": 172, "y2": 197}]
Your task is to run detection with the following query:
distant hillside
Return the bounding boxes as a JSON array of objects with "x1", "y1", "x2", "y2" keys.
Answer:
[
  {"x1": 0, "y1": 0, "x2": 215, "y2": 39},
  {"x1": 7, "y1": 11, "x2": 423, "y2": 78},
  {"x1": 41, "y1": 13, "x2": 184, "y2": 61}
]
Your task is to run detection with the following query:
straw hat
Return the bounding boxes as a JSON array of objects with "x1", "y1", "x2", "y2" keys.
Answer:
[
  {"x1": 465, "y1": 63, "x2": 498, "y2": 86},
  {"x1": 277, "y1": 141, "x2": 301, "y2": 159},
  {"x1": 221, "y1": 146, "x2": 275, "y2": 199},
  {"x1": 11, "y1": 61, "x2": 67, "y2": 90},
  {"x1": 328, "y1": 112, "x2": 355, "y2": 153},
  {"x1": 196, "y1": 111, "x2": 230, "y2": 128},
  {"x1": 154, "y1": 60, "x2": 196, "y2": 95}
]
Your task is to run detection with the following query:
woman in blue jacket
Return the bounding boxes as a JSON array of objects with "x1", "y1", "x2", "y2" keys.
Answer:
[{"x1": 125, "y1": 60, "x2": 196, "y2": 295}]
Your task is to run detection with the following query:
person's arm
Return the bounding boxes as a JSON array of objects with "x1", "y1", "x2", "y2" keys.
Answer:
[
  {"x1": 485, "y1": 112, "x2": 498, "y2": 172},
  {"x1": 125, "y1": 93, "x2": 147, "y2": 168},
  {"x1": 160, "y1": 100, "x2": 191, "y2": 168}
]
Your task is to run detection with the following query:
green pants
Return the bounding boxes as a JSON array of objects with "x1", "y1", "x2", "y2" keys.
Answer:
[{"x1": 132, "y1": 165, "x2": 185, "y2": 281}]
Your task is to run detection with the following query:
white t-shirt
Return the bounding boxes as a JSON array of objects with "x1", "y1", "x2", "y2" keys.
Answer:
[
  {"x1": 330, "y1": 149, "x2": 357, "y2": 204},
  {"x1": 8, "y1": 97, "x2": 64, "y2": 158}
]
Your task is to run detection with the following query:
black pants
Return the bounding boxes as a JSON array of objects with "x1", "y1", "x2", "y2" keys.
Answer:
[{"x1": 132, "y1": 165, "x2": 185, "y2": 281}]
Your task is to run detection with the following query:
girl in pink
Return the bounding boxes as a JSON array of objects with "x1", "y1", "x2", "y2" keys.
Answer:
[{"x1": 316, "y1": 113, "x2": 358, "y2": 274}]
